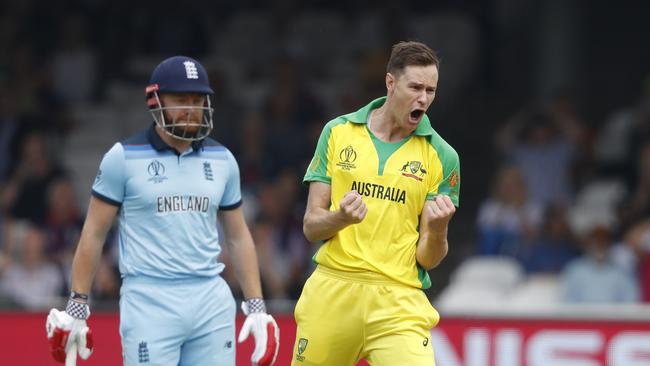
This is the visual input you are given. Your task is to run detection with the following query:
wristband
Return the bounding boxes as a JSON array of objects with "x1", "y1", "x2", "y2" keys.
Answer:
[
  {"x1": 245, "y1": 298, "x2": 266, "y2": 313},
  {"x1": 66, "y1": 299, "x2": 90, "y2": 320},
  {"x1": 70, "y1": 291, "x2": 89, "y2": 302}
]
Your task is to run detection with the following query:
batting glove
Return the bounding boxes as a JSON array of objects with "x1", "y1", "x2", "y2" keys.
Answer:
[
  {"x1": 46, "y1": 299, "x2": 94, "y2": 363},
  {"x1": 237, "y1": 298, "x2": 280, "y2": 366}
]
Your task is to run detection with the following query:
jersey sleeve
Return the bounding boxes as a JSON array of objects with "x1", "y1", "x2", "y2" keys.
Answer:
[
  {"x1": 91, "y1": 143, "x2": 126, "y2": 206},
  {"x1": 303, "y1": 120, "x2": 335, "y2": 185},
  {"x1": 426, "y1": 144, "x2": 461, "y2": 207},
  {"x1": 220, "y1": 149, "x2": 242, "y2": 210}
]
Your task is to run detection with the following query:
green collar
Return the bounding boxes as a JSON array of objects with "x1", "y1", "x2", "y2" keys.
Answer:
[{"x1": 345, "y1": 97, "x2": 435, "y2": 136}]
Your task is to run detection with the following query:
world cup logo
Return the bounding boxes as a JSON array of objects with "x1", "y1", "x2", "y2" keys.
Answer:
[
  {"x1": 148, "y1": 160, "x2": 165, "y2": 176},
  {"x1": 147, "y1": 160, "x2": 168, "y2": 183},
  {"x1": 339, "y1": 146, "x2": 357, "y2": 163}
]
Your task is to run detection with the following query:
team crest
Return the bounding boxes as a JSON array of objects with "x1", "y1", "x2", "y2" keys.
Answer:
[
  {"x1": 400, "y1": 161, "x2": 427, "y2": 182},
  {"x1": 183, "y1": 61, "x2": 198, "y2": 79},
  {"x1": 296, "y1": 338, "x2": 308, "y2": 362},
  {"x1": 138, "y1": 341, "x2": 150, "y2": 363},
  {"x1": 203, "y1": 161, "x2": 214, "y2": 181},
  {"x1": 449, "y1": 170, "x2": 459, "y2": 187},
  {"x1": 409, "y1": 161, "x2": 422, "y2": 174}
]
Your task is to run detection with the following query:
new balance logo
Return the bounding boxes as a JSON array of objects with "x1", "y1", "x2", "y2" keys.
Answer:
[
  {"x1": 184, "y1": 61, "x2": 198, "y2": 79},
  {"x1": 138, "y1": 341, "x2": 150, "y2": 363}
]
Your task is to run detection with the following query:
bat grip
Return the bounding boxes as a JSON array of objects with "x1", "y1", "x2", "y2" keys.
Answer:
[{"x1": 65, "y1": 342, "x2": 77, "y2": 366}]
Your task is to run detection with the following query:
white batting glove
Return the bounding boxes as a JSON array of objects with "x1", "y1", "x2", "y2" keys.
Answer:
[
  {"x1": 46, "y1": 300, "x2": 94, "y2": 363},
  {"x1": 237, "y1": 298, "x2": 280, "y2": 366}
]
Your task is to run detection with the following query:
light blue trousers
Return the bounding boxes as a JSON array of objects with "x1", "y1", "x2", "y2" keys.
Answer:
[{"x1": 120, "y1": 275, "x2": 236, "y2": 366}]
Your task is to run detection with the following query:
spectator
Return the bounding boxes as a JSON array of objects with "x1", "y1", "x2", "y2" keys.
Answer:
[
  {"x1": 252, "y1": 170, "x2": 311, "y2": 299},
  {"x1": 561, "y1": 223, "x2": 639, "y2": 303},
  {"x1": 43, "y1": 177, "x2": 83, "y2": 263},
  {"x1": 0, "y1": 88, "x2": 21, "y2": 183},
  {"x1": 519, "y1": 204, "x2": 580, "y2": 274},
  {"x1": 0, "y1": 132, "x2": 66, "y2": 269},
  {"x1": 207, "y1": 66, "x2": 244, "y2": 149},
  {"x1": 0, "y1": 225, "x2": 64, "y2": 310},
  {"x1": 496, "y1": 104, "x2": 582, "y2": 207},
  {"x1": 233, "y1": 113, "x2": 270, "y2": 189},
  {"x1": 620, "y1": 141, "x2": 650, "y2": 228},
  {"x1": 547, "y1": 88, "x2": 595, "y2": 187},
  {"x1": 50, "y1": 14, "x2": 98, "y2": 103},
  {"x1": 0, "y1": 132, "x2": 66, "y2": 225},
  {"x1": 594, "y1": 76, "x2": 650, "y2": 180},
  {"x1": 621, "y1": 219, "x2": 650, "y2": 302},
  {"x1": 476, "y1": 165, "x2": 543, "y2": 257},
  {"x1": 262, "y1": 57, "x2": 326, "y2": 175}
]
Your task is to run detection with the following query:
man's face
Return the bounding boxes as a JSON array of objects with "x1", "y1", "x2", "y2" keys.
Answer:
[
  {"x1": 159, "y1": 93, "x2": 206, "y2": 135},
  {"x1": 386, "y1": 64, "x2": 438, "y2": 132}
]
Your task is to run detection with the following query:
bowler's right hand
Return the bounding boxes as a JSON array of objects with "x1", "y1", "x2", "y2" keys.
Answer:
[{"x1": 338, "y1": 190, "x2": 368, "y2": 224}]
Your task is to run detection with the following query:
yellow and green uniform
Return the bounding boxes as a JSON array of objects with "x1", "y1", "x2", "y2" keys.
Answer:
[{"x1": 292, "y1": 97, "x2": 460, "y2": 365}]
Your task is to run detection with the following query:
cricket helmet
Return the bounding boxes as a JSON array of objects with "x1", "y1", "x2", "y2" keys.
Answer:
[{"x1": 145, "y1": 56, "x2": 214, "y2": 141}]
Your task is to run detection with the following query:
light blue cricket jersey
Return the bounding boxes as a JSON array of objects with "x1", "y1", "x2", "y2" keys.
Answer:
[{"x1": 92, "y1": 124, "x2": 241, "y2": 280}]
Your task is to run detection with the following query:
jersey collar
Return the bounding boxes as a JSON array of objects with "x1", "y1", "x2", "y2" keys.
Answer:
[
  {"x1": 345, "y1": 97, "x2": 435, "y2": 136},
  {"x1": 146, "y1": 123, "x2": 205, "y2": 152}
]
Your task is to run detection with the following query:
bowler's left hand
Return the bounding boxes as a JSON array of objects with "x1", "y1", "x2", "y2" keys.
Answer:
[{"x1": 421, "y1": 195, "x2": 456, "y2": 232}]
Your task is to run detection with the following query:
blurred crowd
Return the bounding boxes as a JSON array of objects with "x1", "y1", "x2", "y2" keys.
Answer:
[
  {"x1": 472, "y1": 83, "x2": 650, "y2": 305},
  {"x1": 1, "y1": 1, "x2": 650, "y2": 311}
]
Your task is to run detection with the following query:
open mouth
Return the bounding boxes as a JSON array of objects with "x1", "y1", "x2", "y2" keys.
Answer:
[{"x1": 409, "y1": 109, "x2": 424, "y2": 123}]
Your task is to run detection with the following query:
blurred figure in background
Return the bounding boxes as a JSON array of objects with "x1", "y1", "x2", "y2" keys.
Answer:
[
  {"x1": 252, "y1": 170, "x2": 311, "y2": 300},
  {"x1": 547, "y1": 88, "x2": 595, "y2": 187},
  {"x1": 0, "y1": 132, "x2": 66, "y2": 225},
  {"x1": 207, "y1": 65, "x2": 243, "y2": 150},
  {"x1": 231, "y1": 113, "x2": 269, "y2": 189},
  {"x1": 0, "y1": 224, "x2": 64, "y2": 310},
  {"x1": 43, "y1": 177, "x2": 83, "y2": 266},
  {"x1": 50, "y1": 14, "x2": 98, "y2": 103},
  {"x1": 620, "y1": 142, "x2": 650, "y2": 228},
  {"x1": 43, "y1": 177, "x2": 121, "y2": 300},
  {"x1": 561, "y1": 221, "x2": 639, "y2": 303},
  {"x1": 262, "y1": 57, "x2": 326, "y2": 176},
  {"x1": 496, "y1": 103, "x2": 583, "y2": 208},
  {"x1": 476, "y1": 165, "x2": 543, "y2": 257},
  {"x1": 0, "y1": 132, "x2": 66, "y2": 266},
  {"x1": 594, "y1": 76, "x2": 650, "y2": 181},
  {"x1": 622, "y1": 219, "x2": 650, "y2": 303},
  {"x1": 0, "y1": 88, "x2": 22, "y2": 183},
  {"x1": 519, "y1": 204, "x2": 580, "y2": 274}
]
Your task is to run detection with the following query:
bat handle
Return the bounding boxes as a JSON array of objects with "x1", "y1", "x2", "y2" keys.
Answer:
[{"x1": 65, "y1": 342, "x2": 78, "y2": 366}]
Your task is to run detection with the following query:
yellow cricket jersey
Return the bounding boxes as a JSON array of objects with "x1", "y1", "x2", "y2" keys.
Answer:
[{"x1": 304, "y1": 97, "x2": 461, "y2": 289}]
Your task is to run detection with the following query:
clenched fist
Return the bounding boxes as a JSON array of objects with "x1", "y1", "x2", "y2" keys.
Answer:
[
  {"x1": 421, "y1": 195, "x2": 456, "y2": 232},
  {"x1": 337, "y1": 190, "x2": 368, "y2": 224}
]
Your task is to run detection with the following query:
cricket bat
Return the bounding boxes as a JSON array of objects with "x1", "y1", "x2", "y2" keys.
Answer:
[{"x1": 66, "y1": 343, "x2": 77, "y2": 366}]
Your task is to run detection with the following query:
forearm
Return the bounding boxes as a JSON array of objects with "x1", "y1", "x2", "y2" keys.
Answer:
[
  {"x1": 303, "y1": 207, "x2": 350, "y2": 242},
  {"x1": 416, "y1": 226, "x2": 449, "y2": 270},
  {"x1": 228, "y1": 231, "x2": 263, "y2": 300},
  {"x1": 70, "y1": 231, "x2": 106, "y2": 298}
]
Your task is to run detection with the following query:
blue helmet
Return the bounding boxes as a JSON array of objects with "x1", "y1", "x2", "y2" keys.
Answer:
[{"x1": 146, "y1": 56, "x2": 214, "y2": 141}]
